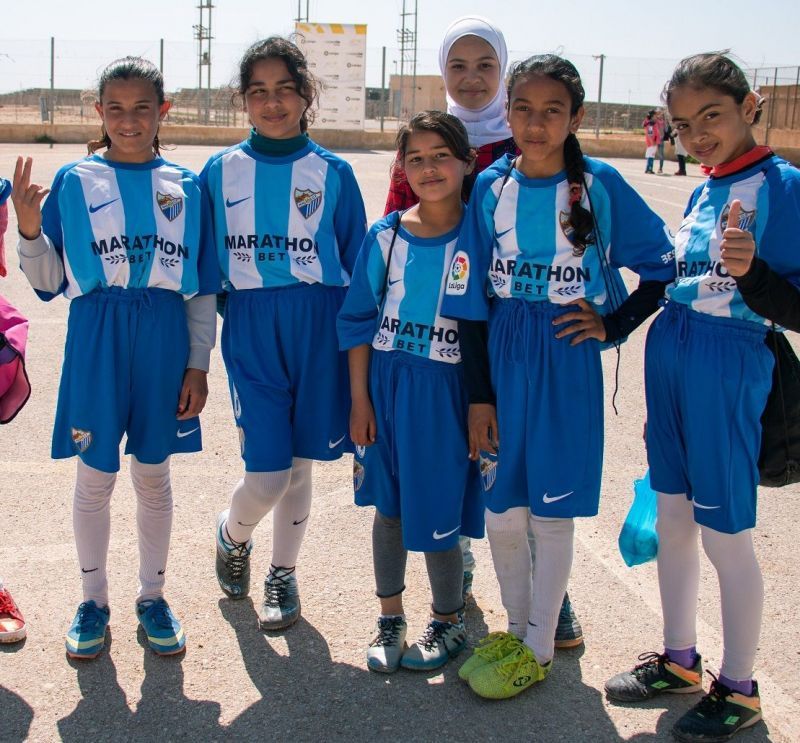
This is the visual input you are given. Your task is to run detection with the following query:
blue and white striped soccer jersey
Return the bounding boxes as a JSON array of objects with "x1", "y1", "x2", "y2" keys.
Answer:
[
  {"x1": 442, "y1": 156, "x2": 675, "y2": 517},
  {"x1": 338, "y1": 213, "x2": 484, "y2": 551},
  {"x1": 202, "y1": 138, "x2": 367, "y2": 471},
  {"x1": 647, "y1": 154, "x2": 800, "y2": 532},
  {"x1": 201, "y1": 139, "x2": 366, "y2": 290},
  {"x1": 38, "y1": 155, "x2": 219, "y2": 473}
]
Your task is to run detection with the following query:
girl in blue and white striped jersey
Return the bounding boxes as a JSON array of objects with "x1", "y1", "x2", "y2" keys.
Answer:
[
  {"x1": 338, "y1": 111, "x2": 483, "y2": 674},
  {"x1": 441, "y1": 55, "x2": 676, "y2": 699},
  {"x1": 203, "y1": 38, "x2": 367, "y2": 631},
  {"x1": 13, "y1": 57, "x2": 219, "y2": 660},
  {"x1": 606, "y1": 53, "x2": 800, "y2": 743}
]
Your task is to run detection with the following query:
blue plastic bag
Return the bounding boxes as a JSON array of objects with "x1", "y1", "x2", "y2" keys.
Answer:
[{"x1": 618, "y1": 470, "x2": 659, "y2": 567}]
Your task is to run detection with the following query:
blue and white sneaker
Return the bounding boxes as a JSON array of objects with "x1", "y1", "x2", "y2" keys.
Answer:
[
  {"x1": 401, "y1": 618, "x2": 467, "y2": 671},
  {"x1": 258, "y1": 566, "x2": 301, "y2": 630},
  {"x1": 136, "y1": 598, "x2": 185, "y2": 655},
  {"x1": 65, "y1": 600, "x2": 110, "y2": 659},
  {"x1": 215, "y1": 509, "x2": 252, "y2": 599}
]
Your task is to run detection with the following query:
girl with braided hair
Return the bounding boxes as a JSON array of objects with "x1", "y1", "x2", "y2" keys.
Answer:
[{"x1": 442, "y1": 54, "x2": 676, "y2": 699}]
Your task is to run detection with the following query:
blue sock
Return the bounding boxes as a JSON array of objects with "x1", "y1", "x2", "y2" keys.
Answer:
[
  {"x1": 665, "y1": 646, "x2": 698, "y2": 669},
  {"x1": 719, "y1": 674, "x2": 754, "y2": 696}
]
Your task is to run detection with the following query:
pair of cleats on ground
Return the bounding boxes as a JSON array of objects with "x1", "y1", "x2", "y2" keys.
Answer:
[
  {"x1": 605, "y1": 652, "x2": 763, "y2": 743},
  {"x1": 459, "y1": 632, "x2": 552, "y2": 699},
  {"x1": 215, "y1": 510, "x2": 301, "y2": 630},
  {"x1": 366, "y1": 615, "x2": 467, "y2": 673},
  {"x1": 64, "y1": 598, "x2": 185, "y2": 659}
]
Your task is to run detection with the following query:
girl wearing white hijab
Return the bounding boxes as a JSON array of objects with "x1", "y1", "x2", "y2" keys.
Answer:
[{"x1": 384, "y1": 15, "x2": 516, "y2": 214}]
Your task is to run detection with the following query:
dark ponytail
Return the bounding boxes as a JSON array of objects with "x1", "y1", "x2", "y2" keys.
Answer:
[
  {"x1": 507, "y1": 54, "x2": 594, "y2": 255},
  {"x1": 563, "y1": 132, "x2": 594, "y2": 256}
]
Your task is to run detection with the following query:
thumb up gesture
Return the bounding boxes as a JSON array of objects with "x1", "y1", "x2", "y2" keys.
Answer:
[{"x1": 719, "y1": 200, "x2": 756, "y2": 278}]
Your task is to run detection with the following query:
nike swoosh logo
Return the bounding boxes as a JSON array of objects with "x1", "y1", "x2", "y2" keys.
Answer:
[
  {"x1": 388, "y1": 278, "x2": 402, "y2": 286},
  {"x1": 433, "y1": 526, "x2": 459, "y2": 540},
  {"x1": 226, "y1": 196, "x2": 250, "y2": 208},
  {"x1": 692, "y1": 500, "x2": 720, "y2": 510},
  {"x1": 494, "y1": 227, "x2": 513, "y2": 241},
  {"x1": 81, "y1": 568, "x2": 98, "y2": 573},
  {"x1": 237, "y1": 521, "x2": 259, "y2": 526},
  {"x1": 328, "y1": 435, "x2": 346, "y2": 448},
  {"x1": 293, "y1": 515, "x2": 309, "y2": 526},
  {"x1": 88, "y1": 198, "x2": 119, "y2": 213},
  {"x1": 542, "y1": 490, "x2": 574, "y2": 504},
  {"x1": 177, "y1": 427, "x2": 199, "y2": 438},
  {"x1": 157, "y1": 569, "x2": 165, "y2": 575}
]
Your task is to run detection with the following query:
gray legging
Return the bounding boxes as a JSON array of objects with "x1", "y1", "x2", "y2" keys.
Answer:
[{"x1": 372, "y1": 510, "x2": 464, "y2": 617}]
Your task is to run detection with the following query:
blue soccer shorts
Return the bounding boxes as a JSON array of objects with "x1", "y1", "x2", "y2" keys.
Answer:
[
  {"x1": 645, "y1": 301, "x2": 772, "y2": 533},
  {"x1": 53, "y1": 287, "x2": 201, "y2": 473},
  {"x1": 353, "y1": 349, "x2": 484, "y2": 552}
]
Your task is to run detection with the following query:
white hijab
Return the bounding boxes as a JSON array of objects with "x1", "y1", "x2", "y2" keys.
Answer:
[{"x1": 438, "y1": 15, "x2": 512, "y2": 148}]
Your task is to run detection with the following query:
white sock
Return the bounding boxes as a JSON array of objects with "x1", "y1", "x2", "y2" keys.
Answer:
[
  {"x1": 225, "y1": 468, "x2": 292, "y2": 544},
  {"x1": 271, "y1": 458, "x2": 313, "y2": 568},
  {"x1": 484, "y1": 507, "x2": 531, "y2": 639},
  {"x1": 524, "y1": 515, "x2": 574, "y2": 665},
  {"x1": 701, "y1": 525, "x2": 763, "y2": 681},
  {"x1": 131, "y1": 456, "x2": 172, "y2": 603},
  {"x1": 657, "y1": 493, "x2": 701, "y2": 652},
  {"x1": 73, "y1": 460, "x2": 117, "y2": 607}
]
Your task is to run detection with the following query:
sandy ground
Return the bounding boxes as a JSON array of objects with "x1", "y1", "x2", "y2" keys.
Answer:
[{"x1": 0, "y1": 145, "x2": 797, "y2": 743}]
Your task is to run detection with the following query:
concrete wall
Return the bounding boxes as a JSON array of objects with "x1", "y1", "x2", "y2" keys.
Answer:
[{"x1": 2, "y1": 122, "x2": 797, "y2": 164}]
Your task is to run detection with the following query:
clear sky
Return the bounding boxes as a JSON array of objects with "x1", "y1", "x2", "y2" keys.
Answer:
[{"x1": 1, "y1": 0, "x2": 797, "y2": 105}]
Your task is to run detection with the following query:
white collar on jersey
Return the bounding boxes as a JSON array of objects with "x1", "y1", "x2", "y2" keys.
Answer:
[{"x1": 438, "y1": 15, "x2": 513, "y2": 149}]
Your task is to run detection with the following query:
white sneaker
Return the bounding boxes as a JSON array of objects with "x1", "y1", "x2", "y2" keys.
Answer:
[
  {"x1": 366, "y1": 615, "x2": 407, "y2": 673},
  {"x1": 401, "y1": 618, "x2": 467, "y2": 671}
]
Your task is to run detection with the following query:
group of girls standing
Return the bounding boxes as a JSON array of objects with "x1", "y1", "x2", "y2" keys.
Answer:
[{"x1": 8, "y1": 15, "x2": 799, "y2": 743}]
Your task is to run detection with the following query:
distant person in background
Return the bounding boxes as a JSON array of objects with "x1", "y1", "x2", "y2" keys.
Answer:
[
  {"x1": 655, "y1": 109, "x2": 672, "y2": 174},
  {"x1": 674, "y1": 131, "x2": 688, "y2": 175},
  {"x1": 643, "y1": 109, "x2": 659, "y2": 173}
]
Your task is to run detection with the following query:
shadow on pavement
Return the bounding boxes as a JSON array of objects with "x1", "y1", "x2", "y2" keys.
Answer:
[
  {"x1": 220, "y1": 598, "x2": 620, "y2": 742},
  {"x1": 0, "y1": 685, "x2": 33, "y2": 742},
  {"x1": 57, "y1": 628, "x2": 224, "y2": 742}
]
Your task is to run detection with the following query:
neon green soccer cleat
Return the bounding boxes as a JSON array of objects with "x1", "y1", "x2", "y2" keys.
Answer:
[{"x1": 468, "y1": 641, "x2": 551, "y2": 699}]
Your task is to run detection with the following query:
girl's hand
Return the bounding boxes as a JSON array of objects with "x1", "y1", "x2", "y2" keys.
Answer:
[
  {"x1": 177, "y1": 368, "x2": 208, "y2": 419},
  {"x1": 553, "y1": 298, "x2": 607, "y2": 345},
  {"x1": 720, "y1": 200, "x2": 756, "y2": 277},
  {"x1": 350, "y1": 396, "x2": 377, "y2": 446},
  {"x1": 468, "y1": 403, "x2": 498, "y2": 461},
  {"x1": 11, "y1": 156, "x2": 49, "y2": 240}
]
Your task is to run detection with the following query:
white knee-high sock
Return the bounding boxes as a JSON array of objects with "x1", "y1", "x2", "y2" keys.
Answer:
[
  {"x1": 73, "y1": 460, "x2": 117, "y2": 607},
  {"x1": 131, "y1": 456, "x2": 172, "y2": 603},
  {"x1": 484, "y1": 507, "x2": 531, "y2": 638},
  {"x1": 225, "y1": 469, "x2": 292, "y2": 544},
  {"x1": 524, "y1": 515, "x2": 574, "y2": 665},
  {"x1": 656, "y1": 493, "x2": 701, "y2": 652},
  {"x1": 701, "y1": 526, "x2": 763, "y2": 681},
  {"x1": 271, "y1": 458, "x2": 313, "y2": 568}
]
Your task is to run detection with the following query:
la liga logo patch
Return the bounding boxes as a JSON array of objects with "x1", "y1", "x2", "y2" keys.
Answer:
[{"x1": 446, "y1": 250, "x2": 469, "y2": 295}]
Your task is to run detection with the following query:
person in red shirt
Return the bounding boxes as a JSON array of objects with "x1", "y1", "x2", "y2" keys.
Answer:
[{"x1": 383, "y1": 15, "x2": 584, "y2": 649}]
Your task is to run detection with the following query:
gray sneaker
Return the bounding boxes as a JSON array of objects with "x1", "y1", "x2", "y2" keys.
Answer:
[
  {"x1": 215, "y1": 510, "x2": 252, "y2": 599},
  {"x1": 366, "y1": 615, "x2": 408, "y2": 673},
  {"x1": 258, "y1": 566, "x2": 301, "y2": 630},
  {"x1": 401, "y1": 618, "x2": 467, "y2": 671},
  {"x1": 554, "y1": 592, "x2": 584, "y2": 649}
]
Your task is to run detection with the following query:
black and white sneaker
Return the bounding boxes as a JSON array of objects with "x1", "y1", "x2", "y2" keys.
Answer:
[
  {"x1": 258, "y1": 566, "x2": 300, "y2": 630},
  {"x1": 401, "y1": 618, "x2": 467, "y2": 671},
  {"x1": 215, "y1": 510, "x2": 252, "y2": 599}
]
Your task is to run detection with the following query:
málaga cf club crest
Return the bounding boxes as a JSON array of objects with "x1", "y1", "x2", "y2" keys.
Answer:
[
  {"x1": 720, "y1": 202, "x2": 756, "y2": 232},
  {"x1": 156, "y1": 191, "x2": 183, "y2": 222},
  {"x1": 294, "y1": 188, "x2": 322, "y2": 219}
]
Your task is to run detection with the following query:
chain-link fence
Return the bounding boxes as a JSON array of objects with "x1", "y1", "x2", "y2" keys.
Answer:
[{"x1": 0, "y1": 38, "x2": 797, "y2": 140}]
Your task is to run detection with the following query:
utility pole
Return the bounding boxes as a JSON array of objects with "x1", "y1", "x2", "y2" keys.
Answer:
[
  {"x1": 193, "y1": 1, "x2": 214, "y2": 124},
  {"x1": 397, "y1": 0, "x2": 418, "y2": 121},
  {"x1": 593, "y1": 53, "x2": 605, "y2": 139}
]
